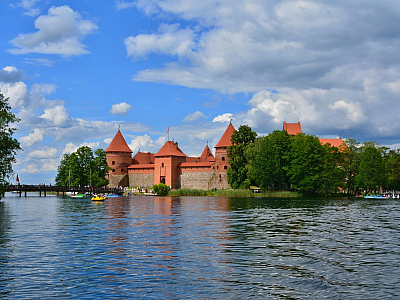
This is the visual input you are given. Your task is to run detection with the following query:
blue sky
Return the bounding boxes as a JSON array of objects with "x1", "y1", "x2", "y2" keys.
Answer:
[{"x1": 2, "y1": 0, "x2": 400, "y2": 184}]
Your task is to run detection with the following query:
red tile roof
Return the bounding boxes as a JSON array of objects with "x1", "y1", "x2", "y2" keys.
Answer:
[
  {"x1": 283, "y1": 121, "x2": 302, "y2": 136},
  {"x1": 215, "y1": 123, "x2": 236, "y2": 148},
  {"x1": 154, "y1": 141, "x2": 187, "y2": 157},
  {"x1": 132, "y1": 152, "x2": 154, "y2": 164},
  {"x1": 200, "y1": 145, "x2": 215, "y2": 161},
  {"x1": 320, "y1": 138, "x2": 346, "y2": 148},
  {"x1": 106, "y1": 130, "x2": 132, "y2": 153}
]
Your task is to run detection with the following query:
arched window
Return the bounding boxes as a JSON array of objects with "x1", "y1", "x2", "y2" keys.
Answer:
[
  {"x1": 112, "y1": 161, "x2": 115, "y2": 165},
  {"x1": 224, "y1": 166, "x2": 227, "y2": 170},
  {"x1": 222, "y1": 157, "x2": 225, "y2": 161},
  {"x1": 162, "y1": 163, "x2": 164, "y2": 168}
]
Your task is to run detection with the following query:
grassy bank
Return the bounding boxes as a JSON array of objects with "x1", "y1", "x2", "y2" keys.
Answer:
[{"x1": 168, "y1": 188, "x2": 301, "y2": 197}]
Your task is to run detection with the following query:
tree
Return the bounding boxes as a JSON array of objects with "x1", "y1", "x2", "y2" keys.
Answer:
[
  {"x1": 246, "y1": 130, "x2": 292, "y2": 190},
  {"x1": 319, "y1": 144, "x2": 345, "y2": 197},
  {"x1": 287, "y1": 133, "x2": 326, "y2": 196},
  {"x1": 152, "y1": 183, "x2": 170, "y2": 196},
  {"x1": 0, "y1": 92, "x2": 21, "y2": 198},
  {"x1": 342, "y1": 138, "x2": 360, "y2": 194},
  {"x1": 227, "y1": 125, "x2": 257, "y2": 189},
  {"x1": 385, "y1": 149, "x2": 400, "y2": 191},
  {"x1": 356, "y1": 142, "x2": 386, "y2": 193},
  {"x1": 55, "y1": 146, "x2": 109, "y2": 187}
]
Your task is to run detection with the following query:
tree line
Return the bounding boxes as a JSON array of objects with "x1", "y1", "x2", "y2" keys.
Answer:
[
  {"x1": 227, "y1": 125, "x2": 400, "y2": 196},
  {"x1": 55, "y1": 146, "x2": 110, "y2": 187}
]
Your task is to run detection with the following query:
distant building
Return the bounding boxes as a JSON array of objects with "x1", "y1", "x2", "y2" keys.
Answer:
[{"x1": 106, "y1": 123, "x2": 235, "y2": 189}]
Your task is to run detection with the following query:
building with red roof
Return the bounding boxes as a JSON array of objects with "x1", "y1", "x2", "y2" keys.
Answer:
[{"x1": 106, "y1": 123, "x2": 236, "y2": 189}]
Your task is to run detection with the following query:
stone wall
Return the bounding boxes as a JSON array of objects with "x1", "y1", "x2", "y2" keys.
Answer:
[
  {"x1": 129, "y1": 173, "x2": 154, "y2": 188},
  {"x1": 108, "y1": 174, "x2": 129, "y2": 188},
  {"x1": 208, "y1": 172, "x2": 230, "y2": 190},
  {"x1": 180, "y1": 171, "x2": 214, "y2": 190}
]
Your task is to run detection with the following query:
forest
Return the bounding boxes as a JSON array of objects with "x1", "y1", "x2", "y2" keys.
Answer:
[{"x1": 227, "y1": 125, "x2": 400, "y2": 196}]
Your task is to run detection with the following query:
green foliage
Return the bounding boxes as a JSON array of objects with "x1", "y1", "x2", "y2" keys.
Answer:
[
  {"x1": 152, "y1": 183, "x2": 170, "y2": 196},
  {"x1": 342, "y1": 138, "x2": 360, "y2": 194},
  {"x1": 227, "y1": 125, "x2": 257, "y2": 189},
  {"x1": 287, "y1": 134, "x2": 326, "y2": 196},
  {"x1": 0, "y1": 92, "x2": 21, "y2": 198},
  {"x1": 246, "y1": 130, "x2": 292, "y2": 190},
  {"x1": 356, "y1": 142, "x2": 386, "y2": 193},
  {"x1": 55, "y1": 146, "x2": 110, "y2": 187},
  {"x1": 385, "y1": 149, "x2": 400, "y2": 190},
  {"x1": 169, "y1": 188, "x2": 207, "y2": 196}
]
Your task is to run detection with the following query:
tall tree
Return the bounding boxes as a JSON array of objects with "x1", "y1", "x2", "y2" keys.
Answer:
[
  {"x1": 227, "y1": 125, "x2": 257, "y2": 189},
  {"x1": 319, "y1": 144, "x2": 345, "y2": 197},
  {"x1": 246, "y1": 130, "x2": 292, "y2": 190},
  {"x1": 356, "y1": 142, "x2": 386, "y2": 193},
  {"x1": 386, "y1": 149, "x2": 400, "y2": 191},
  {"x1": 0, "y1": 92, "x2": 21, "y2": 198},
  {"x1": 342, "y1": 138, "x2": 360, "y2": 194},
  {"x1": 287, "y1": 133, "x2": 326, "y2": 196},
  {"x1": 55, "y1": 146, "x2": 109, "y2": 187}
]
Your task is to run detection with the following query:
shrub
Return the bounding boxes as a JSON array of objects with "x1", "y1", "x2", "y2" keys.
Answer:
[{"x1": 152, "y1": 183, "x2": 170, "y2": 196}]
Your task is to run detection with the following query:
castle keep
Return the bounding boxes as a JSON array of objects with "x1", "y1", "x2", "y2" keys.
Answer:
[{"x1": 106, "y1": 123, "x2": 235, "y2": 190}]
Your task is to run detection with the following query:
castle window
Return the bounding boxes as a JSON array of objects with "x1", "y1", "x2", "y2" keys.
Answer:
[
  {"x1": 222, "y1": 157, "x2": 225, "y2": 161},
  {"x1": 121, "y1": 169, "x2": 124, "y2": 172},
  {"x1": 112, "y1": 169, "x2": 115, "y2": 172},
  {"x1": 217, "y1": 166, "x2": 219, "y2": 170},
  {"x1": 224, "y1": 166, "x2": 227, "y2": 170},
  {"x1": 162, "y1": 163, "x2": 164, "y2": 168},
  {"x1": 112, "y1": 161, "x2": 115, "y2": 165}
]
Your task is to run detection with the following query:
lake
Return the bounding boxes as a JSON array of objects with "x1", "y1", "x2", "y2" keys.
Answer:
[{"x1": 0, "y1": 193, "x2": 399, "y2": 299}]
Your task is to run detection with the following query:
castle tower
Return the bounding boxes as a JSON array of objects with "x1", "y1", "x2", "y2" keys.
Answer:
[
  {"x1": 106, "y1": 129, "x2": 132, "y2": 187},
  {"x1": 154, "y1": 141, "x2": 187, "y2": 189},
  {"x1": 213, "y1": 123, "x2": 235, "y2": 189}
]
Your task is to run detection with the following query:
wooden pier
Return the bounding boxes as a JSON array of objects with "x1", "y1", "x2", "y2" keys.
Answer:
[{"x1": 6, "y1": 185, "x2": 123, "y2": 197}]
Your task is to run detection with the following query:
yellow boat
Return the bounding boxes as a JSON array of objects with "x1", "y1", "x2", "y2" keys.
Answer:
[{"x1": 91, "y1": 195, "x2": 106, "y2": 201}]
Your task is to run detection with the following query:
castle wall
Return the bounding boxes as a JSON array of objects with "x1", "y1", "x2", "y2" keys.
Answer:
[
  {"x1": 108, "y1": 174, "x2": 129, "y2": 188},
  {"x1": 129, "y1": 173, "x2": 154, "y2": 188},
  {"x1": 180, "y1": 171, "x2": 214, "y2": 190},
  {"x1": 208, "y1": 171, "x2": 231, "y2": 190}
]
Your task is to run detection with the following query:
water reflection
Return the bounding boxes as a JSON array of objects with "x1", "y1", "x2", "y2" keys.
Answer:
[{"x1": 0, "y1": 195, "x2": 399, "y2": 299}]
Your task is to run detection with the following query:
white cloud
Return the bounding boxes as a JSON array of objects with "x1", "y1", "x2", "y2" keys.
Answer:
[
  {"x1": 40, "y1": 105, "x2": 71, "y2": 127},
  {"x1": 183, "y1": 111, "x2": 206, "y2": 123},
  {"x1": 20, "y1": 128, "x2": 45, "y2": 147},
  {"x1": 109, "y1": 102, "x2": 132, "y2": 116},
  {"x1": 125, "y1": 23, "x2": 196, "y2": 60},
  {"x1": 128, "y1": 134, "x2": 154, "y2": 153},
  {"x1": 62, "y1": 142, "x2": 101, "y2": 155},
  {"x1": 28, "y1": 148, "x2": 57, "y2": 159},
  {"x1": 8, "y1": 5, "x2": 98, "y2": 56},
  {"x1": 213, "y1": 113, "x2": 233, "y2": 123}
]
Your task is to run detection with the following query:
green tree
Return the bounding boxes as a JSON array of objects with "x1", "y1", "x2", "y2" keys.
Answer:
[
  {"x1": 227, "y1": 125, "x2": 257, "y2": 189},
  {"x1": 152, "y1": 183, "x2": 170, "y2": 196},
  {"x1": 287, "y1": 133, "x2": 326, "y2": 196},
  {"x1": 356, "y1": 142, "x2": 386, "y2": 193},
  {"x1": 385, "y1": 149, "x2": 400, "y2": 191},
  {"x1": 0, "y1": 92, "x2": 21, "y2": 198},
  {"x1": 246, "y1": 130, "x2": 292, "y2": 190},
  {"x1": 342, "y1": 138, "x2": 360, "y2": 194},
  {"x1": 55, "y1": 146, "x2": 109, "y2": 187},
  {"x1": 319, "y1": 144, "x2": 345, "y2": 196}
]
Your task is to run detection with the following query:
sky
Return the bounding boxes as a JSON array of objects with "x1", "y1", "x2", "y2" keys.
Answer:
[{"x1": 2, "y1": 0, "x2": 400, "y2": 184}]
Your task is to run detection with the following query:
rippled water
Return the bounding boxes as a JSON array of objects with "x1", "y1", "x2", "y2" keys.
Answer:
[{"x1": 1, "y1": 194, "x2": 399, "y2": 299}]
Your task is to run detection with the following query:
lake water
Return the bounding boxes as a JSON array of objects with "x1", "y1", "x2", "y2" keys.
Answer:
[{"x1": 0, "y1": 193, "x2": 399, "y2": 299}]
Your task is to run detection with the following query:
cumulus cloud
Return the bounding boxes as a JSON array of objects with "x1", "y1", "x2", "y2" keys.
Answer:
[
  {"x1": 183, "y1": 111, "x2": 206, "y2": 123},
  {"x1": 128, "y1": 134, "x2": 154, "y2": 153},
  {"x1": 109, "y1": 102, "x2": 132, "y2": 116},
  {"x1": 20, "y1": 128, "x2": 45, "y2": 147},
  {"x1": 40, "y1": 105, "x2": 71, "y2": 127},
  {"x1": 62, "y1": 141, "x2": 101, "y2": 154},
  {"x1": 28, "y1": 147, "x2": 57, "y2": 159},
  {"x1": 0, "y1": 66, "x2": 25, "y2": 83},
  {"x1": 213, "y1": 113, "x2": 233, "y2": 123},
  {"x1": 8, "y1": 5, "x2": 98, "y2": 56}
]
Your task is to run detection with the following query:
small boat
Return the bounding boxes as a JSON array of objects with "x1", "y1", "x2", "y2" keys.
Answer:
[
  {"x1": 364, "y1": 195, "x2": 390, "y2": 199},
  {"x1": 91, "y1": 195, "x2": 106, "y2": 201},
  {"x1": 105, "y1": 193, "x2": 120, "y2": 197},
  {"x1": 70, "y1": 193, "x2": 87, "y2": 199}
]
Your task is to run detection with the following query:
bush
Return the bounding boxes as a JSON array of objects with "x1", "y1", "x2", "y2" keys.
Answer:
[{"x1": 152, "y1": 183, "x2": 170, "y2": 196}]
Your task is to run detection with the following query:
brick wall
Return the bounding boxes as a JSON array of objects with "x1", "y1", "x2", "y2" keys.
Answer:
[
  {"x1": 180, "y1": 171, "x2": 213, "y2": 190},
  {"x1": 108, "y1": 174, "x2": 129, "y2": 187},
  {"x1": 129, "y1": 173, "x2": 154, "y2": 188}
]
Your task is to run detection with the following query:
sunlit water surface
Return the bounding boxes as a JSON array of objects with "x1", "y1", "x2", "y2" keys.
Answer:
[{"x1": 1, "y1": 194, "x2": 399, "y2": 299}]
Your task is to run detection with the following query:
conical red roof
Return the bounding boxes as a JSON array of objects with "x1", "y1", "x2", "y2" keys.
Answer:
[
  {"x1": 154, "y1": 141, "x2": 187, "y2": 157},
  {"x1": 105, "y1": 130, "x2": 132, "y2": 153},
  {"x1": 200, "y1": 145, "x2": 214, "y2": 160},
  {"x1": 215, "y1": 123, "x2": 236, "y2": 148}
]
